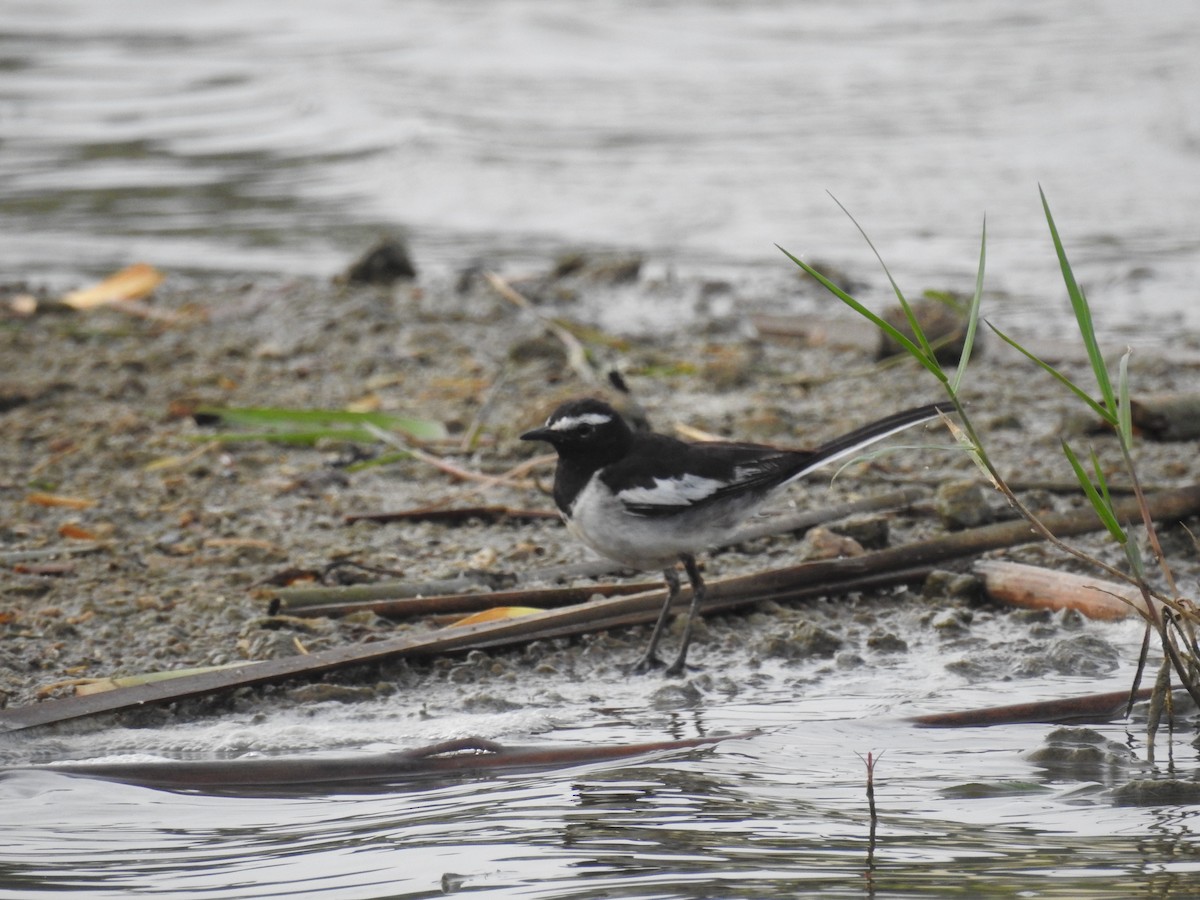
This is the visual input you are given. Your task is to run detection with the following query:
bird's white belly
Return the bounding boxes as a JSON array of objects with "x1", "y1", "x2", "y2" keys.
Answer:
[{"x1": 566, "y1": 478, "x2": 759, "y2": 570}]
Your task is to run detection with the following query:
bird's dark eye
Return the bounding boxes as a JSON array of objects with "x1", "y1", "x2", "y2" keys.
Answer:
[{"x1": 576, "y1": 423, "x2": 595, "y2": 437}]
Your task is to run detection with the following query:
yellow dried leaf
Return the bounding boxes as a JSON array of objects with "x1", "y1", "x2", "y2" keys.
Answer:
[
  {"x1": 57, "y1": 522, "x2": 97, "y2": 540},
  {"x1": 26, "y1": 491, "x2": 97, "y2": 510},
  {"x1": 449, "y1": 606, "x2": 543, "y2": 627},
  {"x1": 346, "y1": 393, "x2": 382, "y2": 413},
  {"x1": 61, "y1": 262, "x2": 165, "y2": 310},
  {"x1": 10, "y1": 294, "x2": 38, "y2": 316},
  {"x1": 73, "y1": 662, "x2": 251, "y2": 695}
]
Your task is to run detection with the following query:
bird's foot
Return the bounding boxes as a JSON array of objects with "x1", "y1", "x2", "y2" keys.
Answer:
[
  {"x1": 662, "y1": 657, "x2": 701, "y2": 679},
  {"x1": 626, "y1": 652, "x2": 665, "y2": 675}
]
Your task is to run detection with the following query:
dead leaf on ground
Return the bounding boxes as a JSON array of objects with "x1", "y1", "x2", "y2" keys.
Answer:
[
  {"x1": 61, "y1": 263, "x2": 165, "y2": 310},
  {"x1": 26, "y1": 492, "x2": 97, "y2": 510},
  {"x1": 450, "y1": 606, "x2": 543, "y2": 627}
]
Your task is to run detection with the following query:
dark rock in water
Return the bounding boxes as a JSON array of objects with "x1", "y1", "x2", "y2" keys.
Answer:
[
  {"x1": 550, "y1": 250, "x2": 642, "y2": 284},
  {"x1": 341, "y1": 238, "x2": 417, "y2": 285},
  {"x1": 1025, "y1": 726, "x2": 1145, "y2": 785},
  {"x1": 1111, "y1": 777, "x2": 1200, "y2": 807},
  {"x1": 922, "y1": 569, "x2": 983, "y2": 603},
  {"x1": 1016, "y1": 634, "x2": 1122, "y2": 678},
  {"x1": 866, "y1": 630, "x2": 909, "y2": 654},
  {"x1": 287, "y1": 683, "x2": 380, "y2": 704},
  {"x1": 761, "y1": 620, "x2": 843, "y2": 659}
]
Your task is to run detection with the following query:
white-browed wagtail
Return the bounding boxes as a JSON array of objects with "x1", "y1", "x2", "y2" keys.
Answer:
[{"x1": 521, "y1": 397, "x2": 950, "y2": 676}]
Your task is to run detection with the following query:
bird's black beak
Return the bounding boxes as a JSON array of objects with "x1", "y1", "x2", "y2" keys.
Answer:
[{"x1": 520, "y1": 426, "x2": 555, "y2": 444}]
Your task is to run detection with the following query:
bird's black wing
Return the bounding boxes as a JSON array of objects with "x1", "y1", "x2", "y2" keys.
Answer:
[
  {"x1": 603, "y1": 402, "x2": 949, "y2": 518},
  {"x1": 603, "y1": 435, "x2": 811, "y2": 518}
]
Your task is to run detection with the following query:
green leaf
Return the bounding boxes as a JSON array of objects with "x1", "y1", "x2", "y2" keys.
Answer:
[
  {"x1": 1039, "y1": 187, "x2": 1116, "y2": 414},
  {"x1": 951, "y1": 216, "x2": 987, "y2": 394},
  {"x1": 1117, "y1": 348, "x2": 1133, "y2": 446},
  {"x1": 198, "y1": 428, "x2": 398, "y2": 446},
  {"x1": 986, "y1": 322, "x2": 1116, "y2": 424},
  {"x1": 344, "y1": 451, "x2": 414, "y2": 473},
  {"x1": 827, "y1": 193, "x2": 941, "y2": 365},
  {"x1": 195, "y1": 406, "x2": 447, "y2": 441},
  {"x1": 1089, "y1": 447, "x2": 1114, "y2": 512},
  {"x1": 776, "y1": 245, "x2": 948, "y2": 384},
  {"x1": 1124, "y1": 534, "x2": 1146, "y2": 581},
  {"x1": 1061, "y1": 439, "x2": 1126, "y2": 543}
]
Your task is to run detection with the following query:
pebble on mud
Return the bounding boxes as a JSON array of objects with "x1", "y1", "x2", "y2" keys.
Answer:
[
  {"x1": 934, "y1": 479, "x2": 994, "y2": 530},
  {"x1": 759, "y1": 621, "x2": 843, "y2": 660}
]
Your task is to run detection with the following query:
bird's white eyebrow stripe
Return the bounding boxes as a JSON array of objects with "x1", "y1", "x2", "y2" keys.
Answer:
[{"x1": 548, "y1": 412, "x2": 613, "y2": 431}]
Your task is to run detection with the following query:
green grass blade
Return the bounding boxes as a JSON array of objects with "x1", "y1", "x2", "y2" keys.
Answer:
[
  {"x1": 986, "y1": 322, "x2": 1116, "y2": 424},
  {"x1": 1039, "y1": 186, "x2": 1116, "y2": 413},
  {"x1": 1089, "y1": 447, "x2": 1116, "y2": 512},
  {"x1": 826, "y1": 193, "x2": 941, "y2": 364},
  {"x1": 344, "y1": 451, "x2": 414, "y2": 473},
  {"x1": 196, "y1": 406, "x2": 447, "y2": 441},
  {"x1": 951, "y1": 215, "x2": 987, "y2": 394},
  {"x1": 776, "y1": 245, "x2": 947, "y2": 384},
  {"x1": 199, "y1": 428, "x2": 414, "y2": 446},
  {"x1": 1117, "y1": 348, "x2": 1133, "y2": 446},
  {"x1": 1123, "y1": 533, "x2": 1146, "y2": 581},
  {"x1": 1062, "y1": 439, "x2": 1126, "y2": 542}
]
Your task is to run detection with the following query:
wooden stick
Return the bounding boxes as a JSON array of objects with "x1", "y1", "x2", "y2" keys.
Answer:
[
  {"x1": 910, "y1": 687, "x2": 1155, "y2": 728},
  {"x1": 275, "y1": 486, "x2": 929, "y2": 613},
  {"x1": 26, "y1": 731, "x2": 758, "y2": 791},
  {"x1": 286, "y1": 580, "x2": 661, "y2": 620},
  {"x1": 975, "y1": 559, "x2": 1154, "y2": 620},
  {"x1": 484, "y1": 271, "x2": 597, "y2": 383}
]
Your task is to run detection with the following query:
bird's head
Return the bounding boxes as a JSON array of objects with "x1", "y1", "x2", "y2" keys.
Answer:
[{"x1": 521, "y1": 398, "x2": 634, "y2": 462}]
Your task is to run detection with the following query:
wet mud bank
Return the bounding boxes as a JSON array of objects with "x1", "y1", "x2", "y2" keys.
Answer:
[{"x1": 3, "y1": 260, "x2": 1199, "y2": 730}]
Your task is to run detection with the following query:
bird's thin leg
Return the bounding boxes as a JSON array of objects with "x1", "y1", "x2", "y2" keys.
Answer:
[
  {"x1": 664, "y1": 553, "x2": 705, "y2": 677},
  {"x1": 627, "y1": 564, "x2": 681, "y2": 674}
]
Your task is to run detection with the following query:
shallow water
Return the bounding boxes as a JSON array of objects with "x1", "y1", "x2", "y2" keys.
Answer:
[
  {"x1": 3, "y1": 0, "x2": 1199, "y2": 335},
  {"x1": 3, "y1": 613, "x2": 1199, "y2": 898}
]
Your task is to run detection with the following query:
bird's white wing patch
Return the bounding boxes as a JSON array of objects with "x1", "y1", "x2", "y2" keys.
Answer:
[
  {"x1": 732, "y1": 462, "x2": 772, "y2": 482},
  {"x1": 618, "y1": 474, "x2": 725, "y2": 509}
]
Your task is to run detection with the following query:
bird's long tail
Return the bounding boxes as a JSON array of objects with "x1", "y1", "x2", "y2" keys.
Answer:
[{"x1": 788, "y1": 401, "x2": 953, "y2": 483}]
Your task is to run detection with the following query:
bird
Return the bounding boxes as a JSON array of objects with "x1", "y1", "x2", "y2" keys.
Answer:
[{"x1": 521, "y1": 397, "x2": 950, "y2": 676}]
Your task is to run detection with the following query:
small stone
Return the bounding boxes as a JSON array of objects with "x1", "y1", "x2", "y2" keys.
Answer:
[
  {"x1": 930, "y1": 610, "x2": 972, "y2": 634},
  {"x1": 798, "y1": 526, "x2": 865, "y2": 561},
  {"x1": 866, "y1": 630, "x2": 908, "y2": 653},
  {"x1": 1112, "y1": 779, "x2": 1200, "y2": 807},
  {"x1": 650, "y1": 681, "x2": 704, "y2": 709},
  {"x1": 922, "y1": 570, "x2": 982, "y2": 602},
  {"x1": 826, "y1": 513, "x2": 889, "y2": 550},
  {"x1": 760, "y1": 621, "x2": 843, "y2": 659},
  {"x1": 340, "y1": 238, "x2": 417, "y2": 285},
  {"x1": 288, "y1": 683, "x2": 377, "y2": 704},
  {"x1": 934, "y1": 480, "x2": 993, "y2": 530}
]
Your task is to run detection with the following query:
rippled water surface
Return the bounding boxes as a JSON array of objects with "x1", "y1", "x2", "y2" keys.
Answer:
[
  {"x1": 2, "y1": 0, "x2": 1199, "y2": 333},
  {"x1": 3, "y1": 617, "x2": 1200, "y2": 898}
]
